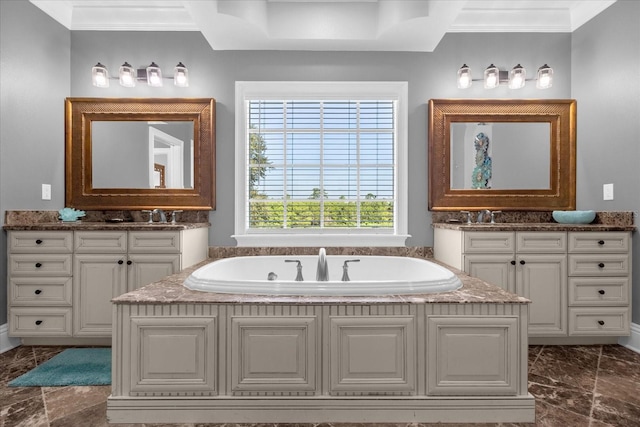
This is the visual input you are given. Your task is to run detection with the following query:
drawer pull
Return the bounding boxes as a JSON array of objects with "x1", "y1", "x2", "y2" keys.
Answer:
[
  {"x1": 35, "y1": 320, "x2": 43, "y2": 326},
  {"x1": 35, "y1": 262, "x2": 42, "y2": 268},
  {"x1": 598, "y1": 320, "x2": 605, "y2": 326},
  {"x1": 118, "y1": 260, "x2": 124, "y2": 265},
  {"x1": 34, "y1": 289, "x2": 42, "y2": 295},
  {"x1": 598, "y1": 289, "x2": 606, "y2": 295},
  {"x1": 127, "y1": 260, "x2": 132, "y2": 265},
  {"x1": 35, "y1": 239, "x2": 43, "y2": 245},
  {"x1": 598, "y1": 262, "x2": 605, "y2": 268},
  {"x1": 510, "y1": 260, "x2": 516, "y2": 265},
  {"x1": 598, "y1": 240, "x2": 605, "y2": 245},
  {"x1": 519, "y1": 260, "x2": 526, "y2": 265}
]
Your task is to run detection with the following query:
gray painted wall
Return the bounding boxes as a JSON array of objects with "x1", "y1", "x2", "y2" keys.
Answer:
[
  {"x1": 1, "y1": 0, "x2": 638, "y2": 327},
  {"x1": 0, "y1": 0, "x2": 70, "y2": 326},
  {"x1": 572, "y1": 0, "x2": 640, "y2": 324}
]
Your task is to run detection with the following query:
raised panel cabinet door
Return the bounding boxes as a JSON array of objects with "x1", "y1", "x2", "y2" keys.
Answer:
[
  {"x1": 465, "y1": 254, "x2": 516, "y2": 293},
  {"x1": 230, "y1": 316, "x2": 319, "y2": 394},
  {"x1": 73, "y1": 254, "x2": 127, "y2": 336},
  {"x1": 516, "y1": 254, "x2": 567, "y2": 336},
  {"x1": 127, "y1": 254, "x2": 181, "y2": 291},
  {"x1": 129, "y1": 316, "x2": 217, "y2": 395},
  {"x1": 329, "y1": 316, "x2": 416, "y2": 395},
  {"x1": 426, "y1": 316, "x2": 519, "y2": 396}
]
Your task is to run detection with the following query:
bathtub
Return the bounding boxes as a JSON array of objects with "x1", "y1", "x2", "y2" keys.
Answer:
[{"x1": 183, "y1": 254, "x2": 463, "y2": 295}]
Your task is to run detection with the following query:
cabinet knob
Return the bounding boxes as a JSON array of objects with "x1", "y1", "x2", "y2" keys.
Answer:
[
  {"x1": 598, "y1": 262, "x2": 605, "y2": 268},
  {"x1": 127, "y1": 260, "x2": 132, "y2": 265},
  {"x1": 510, "y1": 260, "x2": 516, "y2": 265},
  {"x1": 35, "y1": 320, "x2": 43, "y2": 326},
  {"x1": 117, "y1": 260, "x2": 124, "y2": 265},
  {"x1": 598, "y1": 240, "x2": 605, "y2": 245},
  {"x1": 598, "y1": 289, "x2": 606, "y2": 295},
  {"x1": 35, "y1": 239, "x2": 43, "y2": 245},
  {"x1": 519, "y1": 260, "x2": 526, "y2": 265},
  {"x1": 35, "y1": 262, "x2": 42, "y2": 268},
  {"x1": 598, "y1": 320, "x2": 605, "y2": 326},
  {"x1": 34, "y1": 289, "x2": 42, "y2": 295}
]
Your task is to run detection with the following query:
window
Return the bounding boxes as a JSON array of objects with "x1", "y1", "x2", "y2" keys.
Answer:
[{"x1": 234, "y1": 81, "x2": 408, "y2": 247}]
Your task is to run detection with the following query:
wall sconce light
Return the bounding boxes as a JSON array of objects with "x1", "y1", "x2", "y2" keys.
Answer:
[
  {"x1": 457, "y1": 63, "x2": 553, "y2": 90},
  {"x1": 92, "y1": 61, "x2": 189, "y2": 88}
]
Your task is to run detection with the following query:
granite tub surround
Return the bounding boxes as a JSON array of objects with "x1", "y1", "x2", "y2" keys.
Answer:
[
  {"x1": 112, "y1": 257, "x2": 528, "y2": 305},
  {"x1": 431, "y1": 210, "x2": 635, "y2": 231},
  {"x1": 209, "y1": 245, "x2": 434, "y2": 260},
  {"x1": 3, "y1": 209, "x2": 210, "y2": 230}
]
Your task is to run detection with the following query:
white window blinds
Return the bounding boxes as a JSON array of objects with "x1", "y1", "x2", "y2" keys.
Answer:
[{"x1": 246, "y1": 100, "x2": 396, "y2": 231}]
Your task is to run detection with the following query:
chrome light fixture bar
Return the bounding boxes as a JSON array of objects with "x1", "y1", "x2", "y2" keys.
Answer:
[
  {"x1": 92, "y1": 61, "x2": 189, "y2": 88},
  {"x1": 457, "y1": 63, "x2": 553, "y2": 90}
]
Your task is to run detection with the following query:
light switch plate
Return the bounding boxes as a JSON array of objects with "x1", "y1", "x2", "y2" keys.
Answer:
[
  {"x1": 42, "y1": 184, "x2": 51, "y2": 200},
  {"x1": 603, "y1": 183, "x2": 614, "y2": 201}
]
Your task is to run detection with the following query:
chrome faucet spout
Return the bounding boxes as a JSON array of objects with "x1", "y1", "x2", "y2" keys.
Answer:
[
  {"x1": 477, "y1": 209, "x2": 491, "y2": 223},
  {"x1": 316, "y1": 248, "x2": 329, "y2": 281},
  {"x1": 152, "y1": 209, "x2": 167, "y2": 223}
]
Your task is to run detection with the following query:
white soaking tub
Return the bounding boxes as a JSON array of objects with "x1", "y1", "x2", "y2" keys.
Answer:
[{"x1": 183, "y1": 253, "x2": 463, "y2": 295}]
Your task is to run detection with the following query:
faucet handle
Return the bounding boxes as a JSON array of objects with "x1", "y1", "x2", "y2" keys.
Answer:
[
  {"x1": 460, "y1": 211, "x2": 472, "y2": 224},
  {"x1": 171, "y1": 210, "x2": 183, "y2": 225},
  {"x1": 285, "y1": 259, "x2": 304, "y2": 281},
  {"x1": 490, "y1": 210, "x2": 502, "y2": 224},
  {"x1": 141, "y1": 210, "x2": 153, "y2": 223}
]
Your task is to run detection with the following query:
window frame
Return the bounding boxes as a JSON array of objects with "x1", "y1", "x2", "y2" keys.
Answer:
[{"x1": 234, "y1": 81, "x2": 409, "y2": 247}]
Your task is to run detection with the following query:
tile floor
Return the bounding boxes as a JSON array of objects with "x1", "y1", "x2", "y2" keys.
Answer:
[{"x1": 1, "y1": 344, "x2": 639, "y2": 427}]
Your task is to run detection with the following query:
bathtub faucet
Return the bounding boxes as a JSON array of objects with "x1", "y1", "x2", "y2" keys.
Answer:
[
  {"x1": 284, "y1": 260, "x2": 304, "y2": 281},
  {"x1": 316, "y1": 248, "x2": 329, "y2": 281},
  {"x1": 341, "y1": 259, "x2": 360, "y2": 281}
]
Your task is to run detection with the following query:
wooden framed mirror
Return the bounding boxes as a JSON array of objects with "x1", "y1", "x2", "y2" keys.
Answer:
[
  {"x1": 428, "y1": 99, "x2": 576, "y2": 211},
  {"x1": 65, "y1": 98, "x2": 215, "y2": 210}
]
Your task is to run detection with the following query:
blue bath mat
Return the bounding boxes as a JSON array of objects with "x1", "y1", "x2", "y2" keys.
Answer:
[{"x1": 9, "y1": 348, "x2": 111, "y2": 387}]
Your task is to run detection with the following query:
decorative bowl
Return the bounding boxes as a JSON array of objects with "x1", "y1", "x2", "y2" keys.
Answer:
[{"x1": 552, "y1": 210, "x2": 596, "y2": 224}]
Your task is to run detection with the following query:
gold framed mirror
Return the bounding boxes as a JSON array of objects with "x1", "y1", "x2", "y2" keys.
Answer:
[
  {"x1": 428, "y1": 99, "x2": 576, "y2": 211},
  {"x1": 65, "y1": 98, "x2": 215, "y2": 210}
]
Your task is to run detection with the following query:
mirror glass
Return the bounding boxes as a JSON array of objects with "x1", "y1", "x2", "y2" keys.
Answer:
[
  {"x1": 428, "y1": 99, "x2": 576, "y2": 211},
  {"x1": 65, "y1": 98, "x2": 215, "y2": 210},
  {"x1": 450, "y1": 122, "x2": 550, "y2": 190},
  {"x1": 92, "y1": 121, "x2": 194, "y2": 189}
]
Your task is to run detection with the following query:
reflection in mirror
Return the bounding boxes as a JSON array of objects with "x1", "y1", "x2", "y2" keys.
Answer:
[
  {"x1": 450, "y1": 122, "x2": 550, "y2": 190},
  {"x1": 92, "y1": 121, "x2": 194, "y2": 189}
]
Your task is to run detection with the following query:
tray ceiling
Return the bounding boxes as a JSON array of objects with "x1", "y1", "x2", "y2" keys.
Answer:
[{"x1": 29, "y1": 0, "x2": 616, "y2": 52}]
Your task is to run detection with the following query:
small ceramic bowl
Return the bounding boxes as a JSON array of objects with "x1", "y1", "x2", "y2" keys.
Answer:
[{"x1": 552, "y1": 210, "x2": 596, "y2": 224}]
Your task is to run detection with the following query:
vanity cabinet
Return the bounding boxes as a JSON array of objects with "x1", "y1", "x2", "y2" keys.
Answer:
[
  {"x1": 434, "y1": 227, "x2": 632, "y2": 340},
  {"x1": 7, "y1": 228, "x2": 208, "y2": 339},
  {"x1": 435, "y1": 230, "x2": 567, "y2": 336}
]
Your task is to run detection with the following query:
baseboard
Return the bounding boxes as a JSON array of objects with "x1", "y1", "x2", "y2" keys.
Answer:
[
  {"x1": 619, "y1": 322, "x2": 640, "y2": 354},
  {"x1": 0, "y1": 323, "x2": 22, "y2": 354}
]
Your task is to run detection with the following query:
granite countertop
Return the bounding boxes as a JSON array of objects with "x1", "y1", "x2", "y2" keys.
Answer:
[
  {"x1": 3, "y1": 221, "x2": 210, "y2": 231},
  {"x1": 432, "y1": 222, "x2": 635, "y2": 232},
  {"x1": 112, "y1": 258, "x2": 530, "y2": 306}
]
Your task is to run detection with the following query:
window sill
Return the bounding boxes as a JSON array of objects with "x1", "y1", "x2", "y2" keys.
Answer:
[{"x1": 232, "y1": 234, "x2": 411, "y2": 247}]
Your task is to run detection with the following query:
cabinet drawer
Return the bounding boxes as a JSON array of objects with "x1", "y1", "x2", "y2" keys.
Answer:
[
  {"x1": 75, "y1": 231, "x2": 127, "y2": 253},
  {"x1": 568, "y1": 277, "x2": 629, "y2": 306},
  {"x1": 568, "y1": 232, "x2": 629, "y2": 253},
  {"x1": 463, "y1": 232, "x2": 514, "y2": 254},
  {"x1": 9, "y1": 307, "x2": 72, "y2": 336},
  {"x1": 9, "y1": 254, "x2": 72, "y2": 276},
  {"x1": 568, "y1": 254, "x2": 630, "y2": 276},
  {"x1": 9, "y1": 231, "x2": 73, "y2": 253},
  {"x1": 516, "y1": 232, "x2": 566, "y2": 253},
  {"x1": 10, "y1": 277, "x2": 73, "y2": 306},
  {"x1": 568, "y1": 307, "x2": 630, "y2": 336},
  {"x1": 128, "y1": 231, "x2": 181, "y2": 253}
]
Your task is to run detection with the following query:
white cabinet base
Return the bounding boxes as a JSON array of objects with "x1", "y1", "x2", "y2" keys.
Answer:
[{"x1": 107, "y1": 395, "x2": 536, "y2": 424}]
